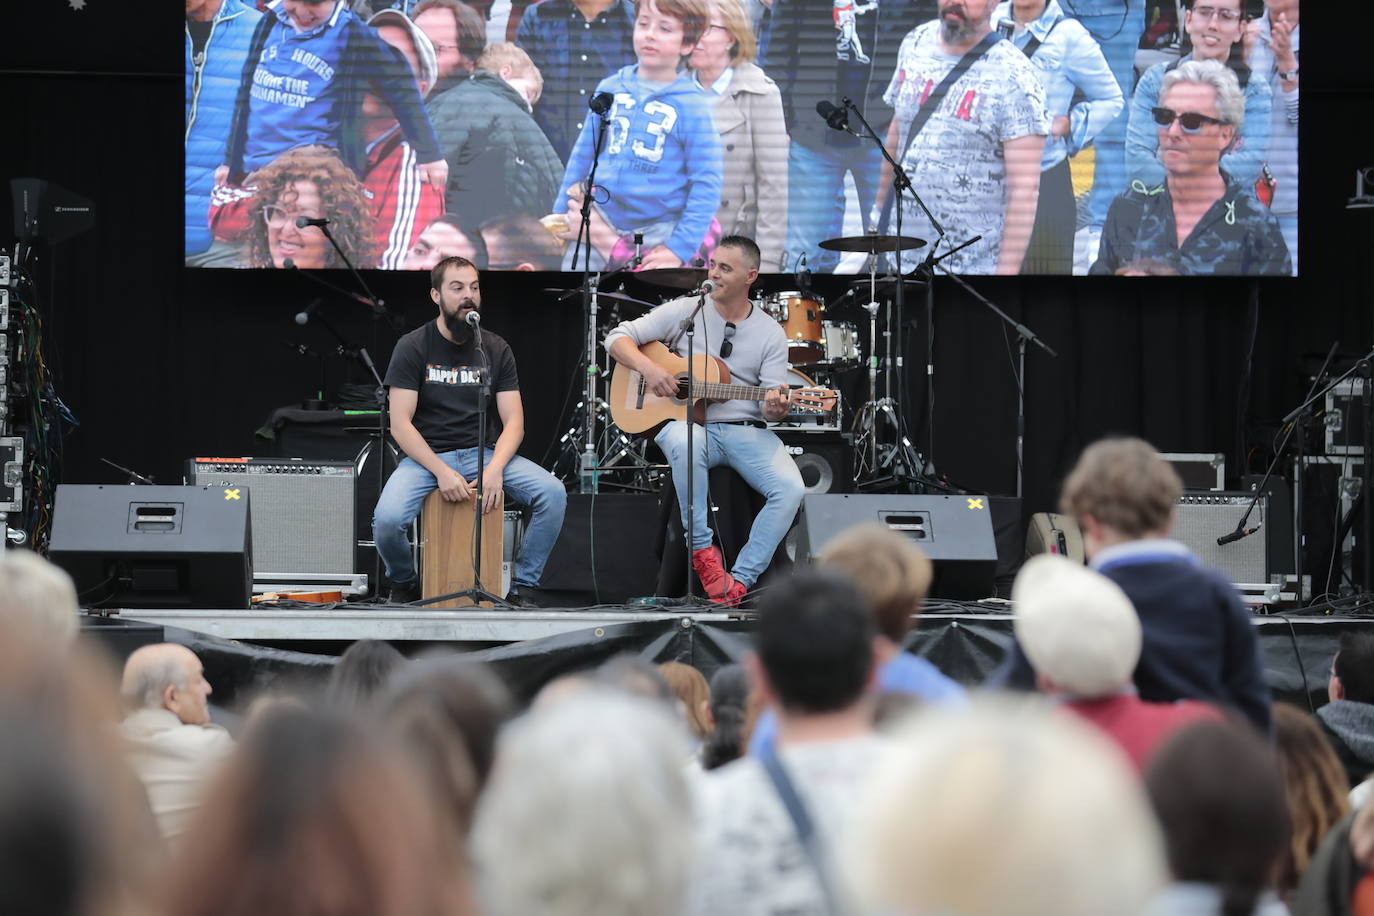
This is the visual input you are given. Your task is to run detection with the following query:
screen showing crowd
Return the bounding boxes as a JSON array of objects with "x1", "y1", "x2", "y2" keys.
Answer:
[{"x1": 184, "y1": 0, "x2": 1299, "y2": 276}]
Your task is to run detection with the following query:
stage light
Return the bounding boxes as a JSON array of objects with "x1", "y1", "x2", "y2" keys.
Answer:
[{"x1": 1347, "y1": 167, "x2": 1374, "y2": 209}]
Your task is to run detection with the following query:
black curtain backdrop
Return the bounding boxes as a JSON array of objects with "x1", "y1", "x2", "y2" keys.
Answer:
[{"x1": 1, "y1": 6, "x2": 1371, "y2": 523}]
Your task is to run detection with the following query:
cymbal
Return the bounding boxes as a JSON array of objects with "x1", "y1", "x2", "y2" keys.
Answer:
[
  {"x1": 819, "y1": 232, "x2": 927, "y2": 253},
  {"x1": 628, "y1": 267, "x2": 708, "y2": 290},
  {"x1": 542, "y1": 288, "x2": 657, "y2": 311},
  {"x1": 846, "y1": 275, "x2": 928, "y2": 296}
]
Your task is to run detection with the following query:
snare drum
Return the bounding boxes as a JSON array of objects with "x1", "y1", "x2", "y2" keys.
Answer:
[
  {"x1": 817, "y1": 320, "x2": 860, "y2": 369},
  {"x1": 763, "y1": 291, "x2": 825, "y2": 365}
]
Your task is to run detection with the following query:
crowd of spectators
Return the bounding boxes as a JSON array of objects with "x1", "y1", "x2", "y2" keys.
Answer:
[
  {"x1": 186, "y1": 0, "x2": 1298, "y2": 275},
  {"x1": 13, "y1": 432, "x2": 1374, "y2": 914}
]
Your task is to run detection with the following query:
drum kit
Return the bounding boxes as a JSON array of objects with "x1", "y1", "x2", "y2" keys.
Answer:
[{"x1": 550, "y1": 231, "x2": 935, "y2": 494}]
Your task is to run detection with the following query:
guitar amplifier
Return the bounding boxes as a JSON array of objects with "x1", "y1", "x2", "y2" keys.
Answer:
[
  {"x1": 185, "y1": 458, "x2": 355, "y2": 577},
  {"x1": 1170, "y1": 490, "x2": 1269, "y2": 585}
]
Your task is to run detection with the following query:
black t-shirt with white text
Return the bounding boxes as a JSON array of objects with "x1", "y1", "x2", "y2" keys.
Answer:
[{"x1": 383, "y1": 320, "x2": 519, "y2": 452}]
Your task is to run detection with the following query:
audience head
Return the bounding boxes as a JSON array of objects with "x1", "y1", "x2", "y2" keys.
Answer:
[
  {"x1": 406, "y1": 216, "x2": 485, "y2": 271},
  {"x1": 367, "y1": 9, "x2": 439, "y2": 98},
  {"x1": 412, "y1": 0, "x2": 485, "y2": 83},
  {"x1": 1157, "y1": 59, "x2": 1244, "y2": 174},
  {"x1": 1145, "y1": 719, "x2": 1291, "y2": 916},
  {"x1": 752, "y1": 569, "x2": 876, "y2": 716},
  {"x1": 377, "y1": 658, "x2": 515, "y2": 841},
  {"x1": 160, "y1": 706, "x2": 467, "y2": 916},
  {"x1": 471, "y1": 690, "x2": 693, "y2": 916},
  {"x1": 1271, "y1": 702, "x2": 1351, "y2": 891},
  {"x1": 689, "y1": 0, "x2": 757, "y2": 74},
  {"x1": 1330, "y1": 631, "x2": 1374, "y2": 704},
  {"x1": 816, "y1": 522, "x2": 933, "y2": 643},
  {"x1": 244, "y1": 145, "x2": 373, "y2": 269},
  {"x1": 1013, "y1": 554, "x2": 1142, "y2": 697},
  {"x1": 120, "y1": 643, "x2": 214, "y2": 725},
  {"x1": 633, "y1": 0, "x2": 711, "y2": 55},
  {"x1": 850, "y1": 698, "x2": 1165, "y2": 916},
  {"x1": 479, "y1": 213, "x2": 565, "y2": 270},
  {"x1": 700, "y1": 662, "x2": 751, "y2": 770},
  {"x1": 657, "y1": 661, "x2": 711, "y2": 740},
  {"x1": 476, "y1": 42, "x2": 543, "y2": 105},
  {"x1": 326, "y1": 639, "x2": 406, "y2": 712},
  {"x1": 595, "y1": 654, "x2": 677, "y2": 706},
  {"x1": 0, "y1": 549, "x2": 80, "y2": 649},
  {"x1": 1060, "y1": 437, "x2": 1182, "y2": 553}
]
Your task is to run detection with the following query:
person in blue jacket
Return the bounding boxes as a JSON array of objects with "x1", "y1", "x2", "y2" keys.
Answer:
[
  {"x1": 186, "y1": 0, "x2": 262, "y2": 264},
  {"x1": 552, "y1": 0, "x2": 723, "y2": 270},
  {"x1": 219, "y1": 0, "x2": 448, "y2": 194}
]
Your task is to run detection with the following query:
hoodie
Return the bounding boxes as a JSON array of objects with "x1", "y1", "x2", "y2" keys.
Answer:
[
  {"x1": 556, "y1": 65, "x2": 723, "y2": 264},
  {"x1": 1317, "y1": 699, "x2": 1374, "y2": 788}
]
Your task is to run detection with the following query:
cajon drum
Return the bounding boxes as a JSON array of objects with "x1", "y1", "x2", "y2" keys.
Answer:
[{"x1": 420, "y1": 491, "x2": 504, "y2": 607}]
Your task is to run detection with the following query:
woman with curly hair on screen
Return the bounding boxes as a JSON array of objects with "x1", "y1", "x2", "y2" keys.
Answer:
[{"x1": 239, "y1": 145, "x2": 375, "y2": 269}]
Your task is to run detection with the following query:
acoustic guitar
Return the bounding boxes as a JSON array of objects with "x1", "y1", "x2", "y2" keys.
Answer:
[{"x1": 609, "y1": 341, "x2": 837, "y2": 434}]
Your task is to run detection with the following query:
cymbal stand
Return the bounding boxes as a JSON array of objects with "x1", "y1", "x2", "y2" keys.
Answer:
[{"x1": 851, "y1": 254, "x2": 924, "y2": 486}]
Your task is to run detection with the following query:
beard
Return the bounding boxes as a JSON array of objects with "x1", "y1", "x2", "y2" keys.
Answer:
[
  {"x1": 939, "y1": 6, "x2": 979, "y2": 42},
  {"x1": 444, "y1": 299, "x2": 478, "y2": 343}
]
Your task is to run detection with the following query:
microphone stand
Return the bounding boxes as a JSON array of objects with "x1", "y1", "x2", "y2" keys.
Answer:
[
  {"x1": 573, "y1": 100, "x2": 614, "y2": 495},
  {"x1": 415, "y1": 317, "x2": 510, "y2": 608},
  {"x1": 930, "y1": 264, "x2": 1057, "y2": 498},
  {"x1": 101, "y1": 457, "x2": 154, "y2": 485},
  {"x1": 843, "y1": 96, "x2": 939, "y2": 487},
  {"x1": 286, "y1": 267, "x2": 394, "y2": 599},
  {"x1": 679, "y1": 289, "x2": 715, "y2": 605}
]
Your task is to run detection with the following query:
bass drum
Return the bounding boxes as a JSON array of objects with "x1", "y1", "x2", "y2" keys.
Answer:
[{"x1": 763, "y1": 291, "x2": 825, "y2": 365}]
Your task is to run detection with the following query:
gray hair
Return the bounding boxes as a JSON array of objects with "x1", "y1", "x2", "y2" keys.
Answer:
[
  {"x1": 1160, "y1": 58, "x2": 1245, "y2": 128},
  {"x1": 470, "y1": 689, "x2": 693, "y2": 916},
  {"x1": 0, "y1": 550, "x2": 80, "y2": 647},
  {"x1": 120, "y1": 654, "x2": 188, "y2": 711}
]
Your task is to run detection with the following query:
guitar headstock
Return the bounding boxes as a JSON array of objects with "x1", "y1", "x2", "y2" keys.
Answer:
[{"x1": 788, "y1": 387, "x2": 838, "y2": 413}]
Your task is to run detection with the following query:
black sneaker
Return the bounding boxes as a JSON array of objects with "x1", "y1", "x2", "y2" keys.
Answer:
[
  {"x1": 387, "y1": 580, "x2": 420, "y2": 605},
  {"x1": 504, "y1": 586, "x2": 540, "y2": 609}
]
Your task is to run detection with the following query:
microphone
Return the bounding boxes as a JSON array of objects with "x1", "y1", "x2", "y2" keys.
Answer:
[
  {"x1": 688, "y1": 279, "x2": 715, "y2": 297},
  {"x1": 465, "y1": 309, "x2": 481, "y2": 327},
  {"x1": 816, "y1": 100, "x2": 856, "y2": 135},
  {"x1": 294, "y1": 297, "x2": 324, "y2": 326},
  {"x1": 796, "y1": 252, "x2": 810, "y2": 292},
  {"x1": 589, "y1": 91, "x2": 614, "y2": 115},
  {"x1": 295, "y1": 215, "x2": 330, "y2": 229},
  {"x1": 1216, "y1": 525, "x2": 1261, "y2": 547},
  {"x1": 282, "y1": 257, "x2": 296, "y2": 270}
]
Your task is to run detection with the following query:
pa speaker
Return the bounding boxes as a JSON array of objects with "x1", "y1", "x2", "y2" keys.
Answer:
[
  {"x1": 775, "y1": 430, "x2": 852, "y2": 495},
  {"x1": 794, "y1": 493, "x2": 998, "y2": 599},
  {"x1": 49, "y1": 485, "x2": 252, "y2": 609}
]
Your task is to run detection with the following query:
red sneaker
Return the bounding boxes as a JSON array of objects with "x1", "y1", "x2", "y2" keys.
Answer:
[
  {"x1": 720, "y1": 579, "x2": 748, "y2": 608},
  {"x1": 691, "y1": 546, "x2": 739, "y2": 601}
]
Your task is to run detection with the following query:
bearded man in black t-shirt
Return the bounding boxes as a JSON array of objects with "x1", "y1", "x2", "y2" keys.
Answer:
[{"x1": 372, "y1": 256, "x2": 567, "y2": 606}]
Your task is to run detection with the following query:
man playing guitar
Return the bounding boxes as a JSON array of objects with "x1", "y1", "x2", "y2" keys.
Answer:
[{"x1": 606, "y1": 235, "x2": 814, "y2": 605}]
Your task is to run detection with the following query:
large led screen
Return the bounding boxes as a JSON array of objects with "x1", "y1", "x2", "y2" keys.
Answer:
[{"x1": 184, "y1": 0, "x2": 1298, "y2": 275}]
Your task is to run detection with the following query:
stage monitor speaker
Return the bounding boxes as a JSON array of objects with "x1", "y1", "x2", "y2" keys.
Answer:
[
  {"x1": 775, "y1": 430, "x2": 852, "y2": 495},
  {"x1": 794, "y1": 493, "x2": 998, "y2": 599},
  {"x1": 1170, "y1": 490, "x2": 1269, "y2": 584},
  {"x1": 185, "y1": 458, "x2": 355, "y2": 576},
  {"x1": 49, "y1": 485, "x2": 252, "y2": 609}
]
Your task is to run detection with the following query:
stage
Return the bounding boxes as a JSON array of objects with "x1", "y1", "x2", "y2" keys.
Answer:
[{"x1": 81, "y1": 600, "x2": 1373, "y2": 714}]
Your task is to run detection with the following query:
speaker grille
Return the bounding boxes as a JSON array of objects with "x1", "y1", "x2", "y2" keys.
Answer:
[
  {"x1": 187, "y1": 460, "x2": 355, "y2": 575},
  {"x1": 1171, "y1": 491, "x2": 1267, "y2": 584}
]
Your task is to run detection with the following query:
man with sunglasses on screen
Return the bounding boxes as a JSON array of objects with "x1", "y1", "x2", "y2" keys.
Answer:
[
  {"x1": 1091, "y1": 59, "x2": 1290, "y2": 276},
  {"x1": 605, "y1": 236, "x2": 805, "y2": 606}
]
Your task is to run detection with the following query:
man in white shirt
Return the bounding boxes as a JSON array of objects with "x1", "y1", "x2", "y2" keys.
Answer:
[
  {"x1": 689, "y1": 570, "x2": 884, "y2": 914},
  {"x1": 119, "y1": 644, "x2": 235, "y2": 843}
]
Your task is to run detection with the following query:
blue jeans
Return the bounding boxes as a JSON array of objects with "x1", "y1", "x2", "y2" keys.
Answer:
[
  {"x1": 784, "y1": 141, "x2": 883, "y2": 273},
  {"x1": 655, "y1": 421, "x2": 804, "y2": 587},
  {"x1": 373, "y1": 450, "x2": 567, "y2": 588},
  {"x1": 1070, "y1": 0, "x2": 1146, "y2": 227}
]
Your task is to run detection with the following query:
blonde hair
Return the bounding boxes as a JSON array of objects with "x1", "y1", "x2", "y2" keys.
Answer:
[
  {"x1": 849, "y1": 698, "x2": 1166, "y2": 916},
  {"x1": 1060, "y1": 437, "x2": 1182, "y2": 538},
  {"x1": 817, "y1": 523, "x2": 932, "y2": 642},
  {"x1": 1271, "y1": 702, "x2": 1351, "y2": 891},
  {"x1": 712, "y1": 0, "x2": 757, "y2": 63},
  {"x1": 657, "y1": 662, "x2": 711, "y2": 740},
  {"x1": 476, "y1": 42, "x2": 543, "y2": 100}
]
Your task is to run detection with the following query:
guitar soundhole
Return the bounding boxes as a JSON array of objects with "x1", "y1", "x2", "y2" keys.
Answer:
[{"x1": 675, "y1": 376, "x2": 690, "y2": 400}]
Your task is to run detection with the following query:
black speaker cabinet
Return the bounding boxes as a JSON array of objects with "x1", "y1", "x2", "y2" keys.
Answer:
[
  {"x1": 794, "y1": 493, "x2": 998, "y2": 599},
  {"x1": 774, "y1": 429, "x2": 852, "y2": 495},
  {"x1": 49, "y1": 485, "x2": 252, "y2": 609}
]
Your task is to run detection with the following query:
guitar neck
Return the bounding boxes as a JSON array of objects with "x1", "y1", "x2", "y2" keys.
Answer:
[{"x1": 690, "y1": 381, "x2": 774, "y2": 402}]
